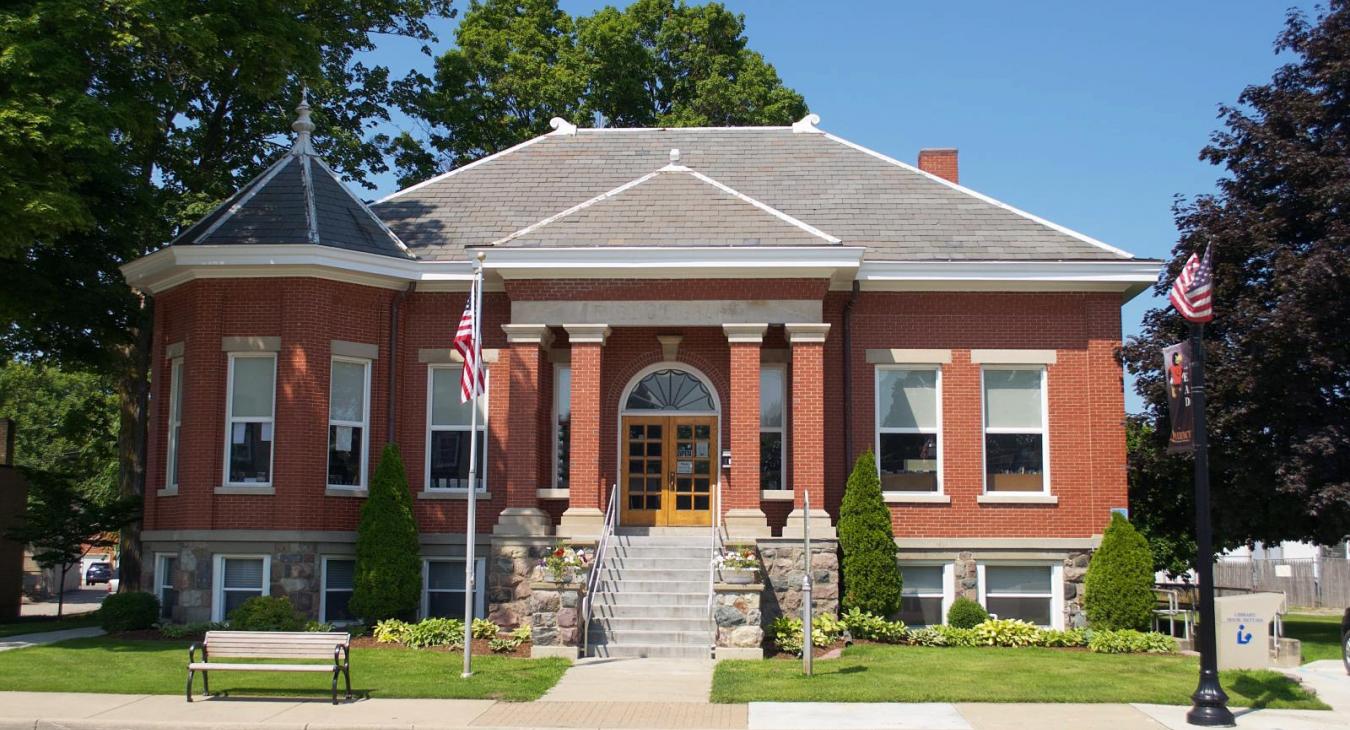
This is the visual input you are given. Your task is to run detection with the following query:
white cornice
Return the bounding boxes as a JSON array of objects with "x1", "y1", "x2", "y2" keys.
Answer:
[
  {"x1": 857, "y1": 259, "x2": 1162, "y2": 300},
  {"x1": 484, "y1": 246, "x2": 864, "y2": 279}
]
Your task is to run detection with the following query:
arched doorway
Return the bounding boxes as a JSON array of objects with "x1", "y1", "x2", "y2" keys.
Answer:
[{"x1": 618, "y1": 365, "x2": 719, "y2": 527}]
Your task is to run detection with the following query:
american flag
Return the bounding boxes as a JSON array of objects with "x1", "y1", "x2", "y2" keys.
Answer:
[
  {"x1": 1168, "y1": 244, "x2": 1214, "y2": 323},
  {"x1": 453, "y1": 279, "x2": 484, "y2": 403}
]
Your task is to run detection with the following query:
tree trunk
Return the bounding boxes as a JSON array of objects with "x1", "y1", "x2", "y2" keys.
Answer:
[
  {"x1": 57, "y1": 564, "x2": 67, "y2": 619},
  {"x1": 116, "y1": 296, "x2": 153, "y2": 592}
]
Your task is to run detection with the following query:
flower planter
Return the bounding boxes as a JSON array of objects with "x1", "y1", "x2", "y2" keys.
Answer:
[{"x1": 719, "y1": 568, "x2": 758, "y2": 585}]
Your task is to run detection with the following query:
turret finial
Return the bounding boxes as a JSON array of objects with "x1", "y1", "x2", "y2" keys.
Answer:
[{"x1": 292, "y1": 87, "x2": 316, "y2": 153}]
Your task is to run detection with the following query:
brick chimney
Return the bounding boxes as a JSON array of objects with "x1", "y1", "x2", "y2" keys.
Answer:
[{"x1": 917, "y1": 148, "x2": 958, "y2": 184}]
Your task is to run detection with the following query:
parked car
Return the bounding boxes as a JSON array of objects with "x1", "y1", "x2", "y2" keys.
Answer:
[
  {"x1": 85, "y1": 562, "x2": 112, "y2": 585},
  {"x1": 1341, "y1": 607, "x2": 1349, "y2": 675}
]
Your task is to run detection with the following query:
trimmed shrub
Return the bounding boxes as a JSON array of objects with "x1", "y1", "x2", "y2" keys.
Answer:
[
  {"x1": 100, "y1": 592, "x2": 159, "y2": 632},
  {"x1": 972, "y1": 618, "x2": 1041, "y2": 647},
  {"x1": 1088, "y1": 629, "x2": 1178, "y2": 654},
  {"x1": 228, "y1": 595, "x2": 305, "y2": 631},
  {"x1": 1085, "y1": 513, "x2": 1157, "y2": 630},
  {"x1": 838, "y1": 450, "x2": 902, "y2": 616},
  {"x1": 156, "y1": 622, "x2": 227, "y2": 639},
  {"x1": 372, "y1": 618, "x2": 412, "y2": 644},
  {"x1": 946, "y1": 597, "x2": 990, "y2": 628},
  {"x1": 404, "y1": 618, "x2": 465, "y2": 648},
  {"x1": 350, "y1": 444, "x2": 422, "y2": 621},
  {"x1": 933, "y1": 625, "x2": 978, "y2": 647}
]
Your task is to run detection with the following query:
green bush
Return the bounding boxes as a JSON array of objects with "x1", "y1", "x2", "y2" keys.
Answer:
[
  {"x1": 1085, "y1": 513, "x2": 1157, "y2": 631},
  {"x1": 841, "y1": 607, "x2": 907, "y2": 643},
  {"x1": 472, "y1": 618, "x2": 500, "y2": 640},
  {"x1": 838, "y1": 450, "x2": 902, "y2": 616},
  {"x1": 228, "y1": 595, "x2": 305, "y2": 631},
  {"x1": 372, "y1": 618, "x2": 412, "y2": 644},
  {"x1": 489, "y1": 636, "x2": 523, "y2": 653},
  {"x1": 100, "y1": 592, "x2": 160, "y2": 632},
  {"x1": 1039, "y1": 628, "x2": 1089, "y2": 647},
  {"x1": 156, "y1": 621, "x2": 227, "y2": 639},
  {"x1": 350, "y1": 444, "x2": 422, "y2": 622},
  {"x1": 933, "y1": 625, "x2": 978, "y2": 647},
  {"x1": 305, "y1": 620, "x2": 336, "y2": 632},
  {"x1": 907, "y1": 627, "x2": 947, "y2": 647},
  {"x1": 972, "y1": 618, "x2": 1042, "y2": 647},
  {"x1": 769, "y1": 615, "x2": 842, "y2": 654},
  {"x1": 405, "y1": 618, "x2": 465, "y2": 649},
  {"x1": 946, "y1": 597, "x2": 990, "y2": 628},
  {"x1": 1088, "y1": 629, "x2": 1178, "y2": 654}
]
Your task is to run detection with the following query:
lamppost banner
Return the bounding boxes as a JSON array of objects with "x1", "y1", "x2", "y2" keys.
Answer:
[{"x1": 1163, "y1": 340, "x2": 1194, "y2": 453}]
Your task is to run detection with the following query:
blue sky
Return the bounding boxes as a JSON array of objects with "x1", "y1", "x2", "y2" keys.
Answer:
[{"x1": 362, "y1": 1, "x2": 1315, "y2": 412}]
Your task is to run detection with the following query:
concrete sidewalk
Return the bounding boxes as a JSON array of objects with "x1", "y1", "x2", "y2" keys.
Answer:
[{"x1": 0, "y1": 626, "x2": 105, "y2": 653}]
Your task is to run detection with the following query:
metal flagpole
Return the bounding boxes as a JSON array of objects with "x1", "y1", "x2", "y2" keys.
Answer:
[
  {"x1": 462, "y1": 253, "x2": 485, "y2": 679},
  {"x1": 1186, "y1": 321, "x2": 1234, "y2": 726},
  {"x1": 802, "y1": 491, "x2": 813, "y2": 676}
]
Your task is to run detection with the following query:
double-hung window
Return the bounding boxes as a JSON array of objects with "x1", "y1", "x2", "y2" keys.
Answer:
[
  {"x1": 978, "y1": 563, "x2": 1063, "y2": 628},
  {"x1": 422, "y1": 558, "x2": 486, "y2": 619},
  {"x1": 554, "y1": 365, "x2": 570, "y2": 489},
  {"x1": 166, "y1": 357, "x2": 184, "y2": 491},
  {"x1": 760, "y1": 364, "x2": 786, "y2": 490},
  {"x1": 328, "y1": 357, "x2": 371, "y2": 489},
  {"x1": 225, "y1": 354, "x2": 276, "y2": 485},
  {"x1": 427, "y1": 366, "x2": 487, "y2": 491},
  {"x1": 321, "y1": 557, "x2": 356, "y2": 623},
  {"x1": 982, "y1": 368, "x2": 1048, "y2": 492},
  {"x1": 876, "y1": 367, "x2": 941, "y2": 492},
  {"x1": 212, "y1": 555, "x2": 270, "y2": 622},
  {"x1": 155, "y1": 553, "x2": 178, "y2": 620},
  {"x1": 898, "y1": 563, "x2": 952, "y2": 627}
]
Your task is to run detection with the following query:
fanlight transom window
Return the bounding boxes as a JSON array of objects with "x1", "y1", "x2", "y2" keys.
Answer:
[{"x1": 625, "y1": 369, "x2": 716, "y2": 412}]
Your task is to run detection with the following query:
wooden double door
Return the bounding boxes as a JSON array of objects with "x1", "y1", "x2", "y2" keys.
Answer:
[{"x1": 621, "y1": 416, "x2": 717, "y2": 527}]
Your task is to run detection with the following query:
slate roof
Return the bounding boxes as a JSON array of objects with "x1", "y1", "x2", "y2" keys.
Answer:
[
  {"x1": 495, "y1": 164, "x2": 838, "y2": 248},
  {"x1": 170, "y1": 101, "x2": 411, "y2": 259},
  {"x1": 374, "y1": 122, "x2": 1134, "y2": 262}
]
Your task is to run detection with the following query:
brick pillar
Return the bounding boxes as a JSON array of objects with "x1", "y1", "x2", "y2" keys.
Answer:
[
  {"x1": 494, "y1": 324, "x2": 553, "y2": 537},
  {"x1": 723, "y1": 324, "x2": 771, "y2": 539},
  {"x1": 558, "y1": 324, "x2": 610, "y2": 539},
  {"x1": 786, "y1": 323, "x2": 835, "y2": 537}
]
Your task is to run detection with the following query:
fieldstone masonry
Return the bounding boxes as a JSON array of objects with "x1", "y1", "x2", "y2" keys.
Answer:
[
  {"x1": 487, "y1": 539, "x2": 553, "y2": 629},
  {"x1": 528, "y1": 580, "x2": 583, "y2": 658},
  {"x1": 953, "y1": 549, "x2": 1093, "y2": 629},
  {"x1": 148, "y1": 541, "x2": 322, "y2": 624},
  {"x1": 713, "y1": 582, "x2": 764, "y2": 657},
  {"x1": 756, "y1": 538, "x2": 840, "y2": 625}
]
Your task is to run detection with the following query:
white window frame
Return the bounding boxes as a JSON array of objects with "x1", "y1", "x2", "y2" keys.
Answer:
[
  {"x1": 420, "y1": 558, "x2": 486, "y2": 619},
  {"x1": 165, "y1": 357, "x2": 184, "y2": 492},
  {"x1": 223, "y1": 353, "x2": 277, "y2": 487},
  {"x1": 760, "y1": 363, "x2": 788, "y2": 490},
  {"x1": 552, "y1": 364, "x2": 570, "y2": 490},
  {"x1": 154, "y1": 552, "x2": 177, "y2": 619},
  {"x1": 327, "y1": 356, "x2": 372, "y2": 490},
  {"x1": 979, "y1": 366, "x2": 1050, "y2": 495},
  {"x1": 875, "y1": 365, "x2": 944, "y2": 493},
  {"x1": 424, "y1": 365, "x2": 490, "y2": 492},
  {"x1": 211, "y1": 554, "x2": 271, "y2": 623},
  {"x1": 319, "y1": 555, "x2": 357, "y2": 625},
  {"x1": 898, "y1": 561, "x2": 955, "y2": 627},
  {"x1": 976, "y1": 562, "x2": 1064, "y2": 630}
]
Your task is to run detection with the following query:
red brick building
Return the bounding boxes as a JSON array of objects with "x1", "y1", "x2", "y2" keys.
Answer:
[{"x1": 122, "y1": 105, "x2": 1159, "y2": 651}]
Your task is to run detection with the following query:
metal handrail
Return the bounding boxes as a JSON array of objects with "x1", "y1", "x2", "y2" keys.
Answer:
[
  {"x1": 581, "y1": 484, "x2": 619, "y2": 656},
  {"x1": 706, "y1": 480, "x2": 724, "y2": 630}
]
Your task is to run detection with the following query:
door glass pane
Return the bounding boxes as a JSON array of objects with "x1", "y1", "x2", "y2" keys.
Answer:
[
  {"x1": 984, "y1": 369, "x2": 1043, "y2": 430},
  {"x1": 879, "y1": 369, "x2": 937, "y2": 430},
  {"x1": 986, "y1": 566, "x2": 1051, "y2": 594},
  {"x1": 230, "y1": 356, "x2": 275, "y2": 418},
  {"x1": 330, "y1": 360, "x2": 366, "y2": 422},
  {"x1": 760, "y1": 368, "x2": 784, "y2": 428}
]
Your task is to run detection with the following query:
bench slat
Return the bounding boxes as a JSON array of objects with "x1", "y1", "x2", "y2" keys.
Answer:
[
  {"x1": 201, "y1": 631, "x2": 350, "y2": 660},
  {"x1": 188, "y1": 662, "x2": 334, "y2": 672}
]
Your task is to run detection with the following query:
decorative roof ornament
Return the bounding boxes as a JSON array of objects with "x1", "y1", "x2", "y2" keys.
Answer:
[
  {"x1": 791, "y1": 113, "x2": 822, "y2": 134},
  {"x1": 548, "y1": 116, "x2": 578, "y2": 136},
  {"x1": 291, "y1": 87, "x2": 316, "y2": 154}
]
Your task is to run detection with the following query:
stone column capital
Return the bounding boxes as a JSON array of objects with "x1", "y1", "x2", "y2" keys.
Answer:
[
  {"x1": 502, "y1": 324, "x2": 554, "y2": 348},
  {"x1": 722, "y1": 323, "x2": 769, "y2": 344},
  {"x1": 564, "y1": 324, "x2": 612, "y2": 345},
  {"x1": 785, "y1": 323, "x2": 831, "y2": 344}
]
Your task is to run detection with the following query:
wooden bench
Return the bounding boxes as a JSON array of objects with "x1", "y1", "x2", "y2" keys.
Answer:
[{"x1": 186, "y1": 631, "x2": 351, "y2": 704}]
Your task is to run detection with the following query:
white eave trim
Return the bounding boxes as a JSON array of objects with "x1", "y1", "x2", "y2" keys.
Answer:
[
  {"x1": 858, "y1": 259, "x2": 1162, "y2": 299},
  {"x1": 484, "y1": 246, "x2": 865, "y2": 279}
]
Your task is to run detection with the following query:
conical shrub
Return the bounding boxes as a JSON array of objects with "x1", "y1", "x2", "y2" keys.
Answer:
[
  {"x1": 1084, "y1": 512, "x2": 1157, "y2": 630},
  {"x1": 349, "y1": 443, "x2": 422, "y2": 621},
  {"x1": 838, "y1": 450, "x2": 902, "y2": 616}
]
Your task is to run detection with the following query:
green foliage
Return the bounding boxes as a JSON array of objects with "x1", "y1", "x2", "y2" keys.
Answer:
[
  {"x1": 946, "y1": 597, "x2": 990, "y2": 629},
  {"x1": 305, "y1": 621, "x2": 336, "y2": 632},
  {"x1": 837, "y1": 450, "x2": 902, "y2": 616},
  {"x1": 906, "y1": 627, "x2": 947, "y2": 647},
  {"x1": 100, "y1": 593, "x2": 159, "y2": 632},
  {"x1": 1085, "y1": 513, "x2": 1158, "y2": 631},
  {"x1": 472, "y1": 618, "x2": 500, "y2": 640},
  {"x1": 404, "y1": 618, "x2": 466, "y2": 649},
  {"x1": 227, "y1": 596, "x2": 306, "y2": 632},
  {"x1": 1039, "y1": 628, "x2": 1090, "y2": 648},
  {"x1": 840, "y1": 607, "x2": 907, "y2": 643},
  {"x1": 1088, "y1": 629, "x2": 1178, "y2": 654},
  {"x1": 768, "y1": 615, "x2": 843, "y2": 655},
  {"x1": 372, "y1": 619, "x2": 412, "y2": 644},
  {"x1": 1124, "y1": 418, "x2": 1196, "y2": 575},
  {"x1": 350, "y1": 444, "x2": 422, "y2": 621},
  {"x1": 489, "y1": 636, "x2": 522, "y2": 653},
  {"x1": 509, "y1": 624, "x2": 532, "y2": 642},
  {"x1": 0, "y1": 362, "x2": 118, "y2": 503},
  {"x1": 155, "y1": 622, "x2": 227, "y2": 639},
  {"x1": 972, "y1": 618, "x2": 1042, "y2": 647},
  {"x1": 932, "y1": 625, "x2": 978, "y2": 647}
]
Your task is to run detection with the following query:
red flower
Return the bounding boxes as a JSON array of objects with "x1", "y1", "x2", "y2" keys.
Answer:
[{"x1": 553, "y1": 548, "x2": 565, "y2": 558}]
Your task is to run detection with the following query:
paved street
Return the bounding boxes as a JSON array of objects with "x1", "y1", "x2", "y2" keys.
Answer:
[{"x1": 19, "y1": 587, "x2": 107, "y2": 617}]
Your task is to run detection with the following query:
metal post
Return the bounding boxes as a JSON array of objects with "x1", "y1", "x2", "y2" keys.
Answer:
[
  {"x1": 802, "y1": 492, "x2": 812, "y2": 676},
  {"x1": 462, "y1": 254, "x2": 485, "y2": 679},
  {"x1": 1186, "y1": 322, "x2": 1234, "y2": 727}
]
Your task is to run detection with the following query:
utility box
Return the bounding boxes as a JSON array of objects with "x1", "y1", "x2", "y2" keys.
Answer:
[{"x1": 1215, "y1": 592, "x2": 1285, "y2": 670}]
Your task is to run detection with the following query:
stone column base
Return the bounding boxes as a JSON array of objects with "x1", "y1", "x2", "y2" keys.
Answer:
[
  {"x1": 557, "y1": 507, "x2": 605, "y2": 540},
  {"x1": 723, "y1": 508, "x2": 771, "y2": 540},
  {"x1": 784, "y1": 508, "x2": 836, "y2": 540},
  {"x1": 492, "y1": 507, "x2": 554, "y2": 537}
]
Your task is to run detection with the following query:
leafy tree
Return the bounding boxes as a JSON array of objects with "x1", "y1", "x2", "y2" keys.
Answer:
[
  {"x1": 0, "y1": 0, "x2": 454, "y2": 589},
  {"x1": 350, "y1": 444, "x2": 422, "y2": 621},
  {"x1": 5, "y1": 468, "x2": 140, "y2": 617},
  {"x1": 1125, "y1": 418, "x2": 1195, "y2": 576},
  {"x1": 1084, "y1": 513, "x2": 1157, "y2": 631},
  {"x1": 1121, "y1": 3, "x2": 1350, "y2": 557},
  {"x1": 837, "y1": 450, "x2": 902, "y2": 617},
  {"x1": 390, "y1": 0, "x2": 806, "y2": 185},
  {"x1": 0, "y1": 362, "x2": 119, "y2": 503}
]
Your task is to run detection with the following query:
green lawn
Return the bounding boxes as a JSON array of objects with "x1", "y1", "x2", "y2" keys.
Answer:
[
  {"x1": 0, "y1": 638, "x2": 568, "y2": 702},
  {"x1": 0, "y1": 613, "x2": 101, "y2": 639},
  {"x1": 712, "y1": 644, "x2": 1328, "y2": 709},
  {"x1": 1284, "y1": 613, "x2": 1344, "y2": 664}
]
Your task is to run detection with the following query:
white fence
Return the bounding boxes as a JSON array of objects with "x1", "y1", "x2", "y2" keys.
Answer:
[{"x1": 1214, "y1": 558, "x2": 1350, "y2": 609}]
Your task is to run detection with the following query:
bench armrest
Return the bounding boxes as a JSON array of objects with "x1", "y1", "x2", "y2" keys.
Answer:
[
  {"x1": 334, "y1": 644, "x2": 349, "y2": 669},
  {"x1": 188, "y1": 642, "x2": 200, "y2": 665}
]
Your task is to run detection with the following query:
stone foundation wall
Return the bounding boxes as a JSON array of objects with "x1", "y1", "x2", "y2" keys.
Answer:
[
  {"x1": 713, "y1": 582, "x2": 763, "y2": 657},
  {"x1": 487, "y1": 539, "x2": 553, "y2": 629},
  {"x1": 148, "y1": 541, "x2": 323, "y2": 624},
  {"x1": 529, "y1": 580, "x2": 583, "y2": 658},
  {"x1": 756, "y1": 538, "x2": 840, "y2": 624},
  {"x1": 952, "y1": 548, "x2": 1092, "y2": 629}
]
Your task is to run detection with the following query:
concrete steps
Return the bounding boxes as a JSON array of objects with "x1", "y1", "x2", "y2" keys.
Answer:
[{"x1": 584, "y1": 531, "x2": 714, "y2": 659}]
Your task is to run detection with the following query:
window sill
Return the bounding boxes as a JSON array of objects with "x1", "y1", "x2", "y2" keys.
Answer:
[
  {"x1": 155, "y1": 488, "x2": 178, "y2": 497},
  {"x1": 418, "y1": 490, "x2": 492, "y2": 500},
  {"x1": 883, "y1": 492, "x2": 951, "y2": 504},
  {"x1": 977, "y1": 493, "x2": 1058, "y2": 505},
  {"x1": 536, "y1": 488, "x2": 570, "y2": 499},
  {"x1": 326, "y1": 487, "x2": 367, "y2": 498},
  {"x1": 760, "y1": 490, "x2": 794, "y2": 501},
  {"x1": 214, "y1": 485, "x2": 274, "y2": 496}
]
